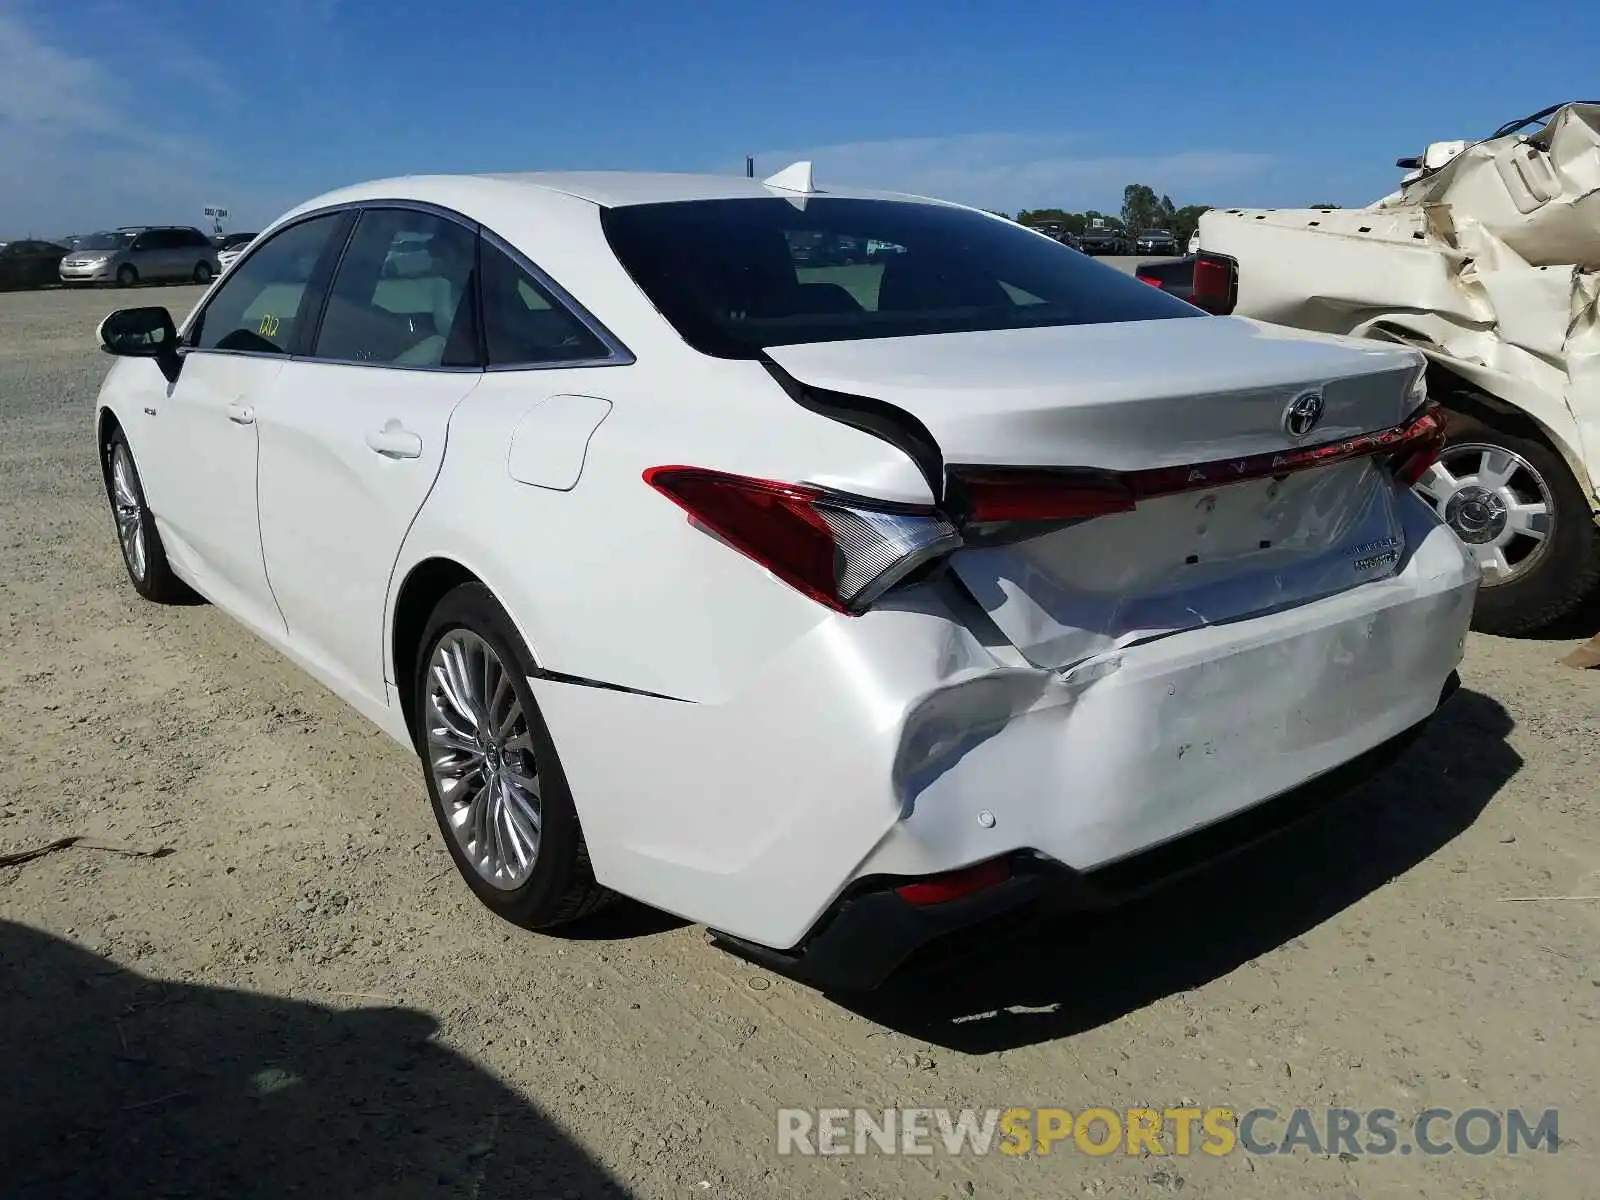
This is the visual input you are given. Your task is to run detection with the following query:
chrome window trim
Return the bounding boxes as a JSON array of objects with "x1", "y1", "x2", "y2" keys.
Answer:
[{"x1": 177, "y1": 346, "x2": 484, "y2": 374}]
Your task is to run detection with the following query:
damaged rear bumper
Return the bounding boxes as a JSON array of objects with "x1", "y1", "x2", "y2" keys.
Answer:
[
  {"x1": 721, "y1": 671, "x2": 1458, "y2": 991},
  {"x1": 530, "y1": 501, "x2": 1477, "y2": 970}
]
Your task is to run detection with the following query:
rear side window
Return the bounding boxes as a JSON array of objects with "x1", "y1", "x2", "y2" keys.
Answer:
[
  {"x1": 313, "y1": 209, "x2": 480, "y2": 368},
  {"x1": 601, "y1": 198, "x2": 1200, "y2": 358},
  {"x1": 480, "y1": 241, "x2": 607, "y2": 366},
  {"x1": 190, "y1": 213, "x2": 347, "y2": 354}
]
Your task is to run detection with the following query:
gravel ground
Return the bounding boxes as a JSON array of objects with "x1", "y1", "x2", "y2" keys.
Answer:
[{"x1": 1, "y1": 284, "x2": 1597, "y2": 1199}]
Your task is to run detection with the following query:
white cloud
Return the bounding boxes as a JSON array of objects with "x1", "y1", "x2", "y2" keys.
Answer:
[
  {"x1": 743, "y1": 133, "x2": 1273, "y2": 213},
  {"x1": 0, "y1": 4, "x2": 249, "y2": 236}
]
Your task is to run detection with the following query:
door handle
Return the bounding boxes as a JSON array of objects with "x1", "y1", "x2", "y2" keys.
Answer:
[
  {"x1": 365, "y1": 419, "x2": 423, "y2": 460},
  {"x1": 227, "y1": 402, "x2": 255, "y2": 425}
]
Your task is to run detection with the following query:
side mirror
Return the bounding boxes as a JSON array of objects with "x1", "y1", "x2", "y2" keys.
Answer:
[
  {"x1": 99, "y1": 306, "x2": 177, "y2": 357},
  {"x1": 99, "y1": 306, "x2": 181, "y2": 382}
]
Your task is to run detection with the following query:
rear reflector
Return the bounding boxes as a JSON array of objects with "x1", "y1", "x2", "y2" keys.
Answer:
[
  {"x1": 952, "y1": 403, "x2": 1446, "y2": 523},
  {"x1": 895, "y1": 857, "x2": 1014, "y2": 906},
  {"x1": 953, "y1": 469, "x2": 1136, "y2": 523},
  {"x1": 1135, "y1": 273, "x2": 1165, "y2": 288},
  {"x1": 644, "y1": 466, "x2": 961, "y2": 614}
]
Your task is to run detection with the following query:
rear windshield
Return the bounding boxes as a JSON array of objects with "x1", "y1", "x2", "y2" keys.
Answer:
[{"x1": 600, "y1": 198, "x2": 1199, "y2": 358}]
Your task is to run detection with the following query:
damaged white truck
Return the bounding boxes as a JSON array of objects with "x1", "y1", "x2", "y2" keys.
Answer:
[{"x1": 1177, "y1": 101, "x2": 1600, "y2": 634}]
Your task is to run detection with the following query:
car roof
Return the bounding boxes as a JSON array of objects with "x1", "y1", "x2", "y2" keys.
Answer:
[{"x1": 288, "y1": 170, "x2": 965, "y2": 216}]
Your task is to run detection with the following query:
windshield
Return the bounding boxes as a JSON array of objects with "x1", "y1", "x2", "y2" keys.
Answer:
[
  {"x1": 74, "y1": 231, "x2": 135, "y2": 251},
  {"x1": 601, "y1": 198, "x2": 1198, "y2": 358},
  {"x1": 1142, "y1": 229, "x2": 1172, "y2": 237}
]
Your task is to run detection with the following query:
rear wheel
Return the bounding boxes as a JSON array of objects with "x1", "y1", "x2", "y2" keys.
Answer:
[
  {"x1": 193, "y1": 261, "x2": 213, "y2": 284},
  {"x1": 1413, "y1": 411, "x2": 1600, "y2": 634},
  {"x1": 413, "y1": 583, "x2": 612, "y2": 927},
  {"x1": 103, "y1": 429, "x2": 191, "y2": 602},
  {"x1": 115, "y1": 264, "x2": 137, "y2": 287}
]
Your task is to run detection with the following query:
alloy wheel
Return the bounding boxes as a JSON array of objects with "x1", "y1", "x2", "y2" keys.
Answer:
[
  {"x1": 110, "y1": 443, "x2": 147, "y2": 582},
  {"x1": 423, "y1": 629, "x2": 543, "y2": 890}
]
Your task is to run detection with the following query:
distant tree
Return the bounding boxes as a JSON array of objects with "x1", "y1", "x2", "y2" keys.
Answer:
[
  {"x1": 1120, "y1": 183, "x2": 1162, "y2": 232},
  {"x1": 1170, "y1": 204, "x2": 1212, "y2": 243},
  {"x1": 1309, "y1": 202, "x2": 1343, "y2": 209}
]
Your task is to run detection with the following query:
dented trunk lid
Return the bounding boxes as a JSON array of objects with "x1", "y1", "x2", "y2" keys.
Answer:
[{"x1": 765, "y1": 317, "x2": 1428, "y2": 669}]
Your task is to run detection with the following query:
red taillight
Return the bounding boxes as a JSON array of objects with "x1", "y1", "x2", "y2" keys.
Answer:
[
  {"x1": 950, "y1": 403, "x2": 1446, "y2": 522},
  {"x1": 1136, "y1": 273, "x2": 1164, "y2": 288},
  {"x1": 1390, "y1": 407, "x2": 1446, "y2": 486},
  {"x1": 1191, "y1": 253, "x2": 1237, "y2": 315},
  {"x1": 644, "y1": 466, "x2": 962, "y2": 614},
  {"x1": 895, "y1": 857, "x2": 1014, "y2": 906}
]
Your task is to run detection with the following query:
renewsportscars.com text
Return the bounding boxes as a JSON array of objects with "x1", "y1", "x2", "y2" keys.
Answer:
[{"x1": 777, "y1": 1106, "x2": 1560, "y2": 1157}]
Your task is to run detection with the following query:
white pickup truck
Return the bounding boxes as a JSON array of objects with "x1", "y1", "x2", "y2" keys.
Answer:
[{"x1": 1187, "y1": 101, "x2": 1600, "y2": 634}]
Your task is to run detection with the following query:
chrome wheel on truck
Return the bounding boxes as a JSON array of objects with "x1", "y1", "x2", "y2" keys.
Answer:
[
  {"x1": 1414, "y1": 442, "x2": 1554, "y2": 585},
  {"x1": 1414, "y1": 412, "x2": 1600, "y2": 635}
]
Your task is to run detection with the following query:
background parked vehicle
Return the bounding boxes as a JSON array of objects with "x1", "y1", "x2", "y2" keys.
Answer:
[
  {"x1": 1135, "y1": 228, "x2": 1180, "y2": 255},
  {"x1": 59, "y1": 226, "x2": 220, "y2": 287},
  {"x1": 1142, "y1": 100, "x2": 1600, "y2": 635},
  {"x1": 0, "y1": 239, "x2": 69, "y2": 290},
  {"x1": 1078, "y1": 224, "x2": 1127, "y2": 254},
  {"x1": 215, "y1": 232, "x2": 258, "y2": 273}
]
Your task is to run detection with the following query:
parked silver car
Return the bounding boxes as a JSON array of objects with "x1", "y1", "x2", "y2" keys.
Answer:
[
  {"x1": 59, "y1": 226, "x2": 220, "y2": 287},
  {"x1": 214, "y1": 231, "x2": 259, "y2": 274}
]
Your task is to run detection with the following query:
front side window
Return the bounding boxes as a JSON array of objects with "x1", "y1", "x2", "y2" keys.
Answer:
[
  {"x1": 600, "y1": 198, "x2": 1201, "y2": 358},
  {"x1": 190, "y1": 213, "x2": 348, "y2": 354},
  {"x1": 313, "y1": 209, "x2": 479, "y2": 368},
  {"x1": 480, "y1": 241, "x2": 608, "y2": 366}
]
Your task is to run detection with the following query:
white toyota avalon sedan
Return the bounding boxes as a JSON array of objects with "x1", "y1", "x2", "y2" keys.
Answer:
[{"x1": 92, "y1": 166, "x2": 1477, "y2": 988}]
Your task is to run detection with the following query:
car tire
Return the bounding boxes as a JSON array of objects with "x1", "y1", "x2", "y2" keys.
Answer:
[
  {"x1": 193, "y1": 261, "x2": 213, "y2": 284},
  {"x1": 115, "y1": 264, "x2": 138, "y2": 287},
  {"x1": 413, "y1": 582, "x2": 613, "y2": 928},
  {"x1": 103, "y1": 428, "x2": 193, "y2": 603},
  {"x1": 1415, "y1": 409, "x2": 1600, "y2": 635}
]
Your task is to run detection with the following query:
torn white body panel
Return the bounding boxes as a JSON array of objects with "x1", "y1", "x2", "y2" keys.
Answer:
[
  {"x1": 1198, "y1": 102, "x2": 1600, "y2": 515},
  {"x1": 534, "y1": 490, "x2": 1474, "y2": 950}
]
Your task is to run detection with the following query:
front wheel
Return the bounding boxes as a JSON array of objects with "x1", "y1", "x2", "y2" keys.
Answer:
[
  {"x1": 414, "y1": 583, "x2": 612, "y2": 928},
  {"x1": 1413, "y1": 413, "x2": 1600, "y2": 634},
  {"x1": 115, "y1": 264, "x2": 138, "y2": 287},
  {"x1": 193, "y1": 261, "x2": 213, "y2": 284},
  {"x1": 103, "y1": 429, "x2": 192, "y2": 602}
]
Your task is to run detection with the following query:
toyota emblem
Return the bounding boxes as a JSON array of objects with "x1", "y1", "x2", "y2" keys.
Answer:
[{"x1": 1283, "y1": 391, "x2": 1326, "y2": 438}]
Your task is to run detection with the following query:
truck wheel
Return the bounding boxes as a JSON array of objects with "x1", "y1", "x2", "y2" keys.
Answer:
[{"x1": 1413, "y1": 412, "x2": 1600, "y2": 635}]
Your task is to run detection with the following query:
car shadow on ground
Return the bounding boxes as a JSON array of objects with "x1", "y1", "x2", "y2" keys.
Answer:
[
  {"x1": 558, "y1": 899, "x2": 692, "y2": 941},
  {"x1": 0, "y1": 921, "x2": 629, "y2": 1200},
  {"x1": 832, "y1": 687, "x2": 1520, "y2": 1054}
]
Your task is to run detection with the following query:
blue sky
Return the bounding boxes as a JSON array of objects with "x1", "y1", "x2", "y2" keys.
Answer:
[{"x1": 2, "y1": 0, "x2": 1596, "y2": 236}]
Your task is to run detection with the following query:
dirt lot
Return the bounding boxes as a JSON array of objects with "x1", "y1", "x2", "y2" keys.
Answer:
[{"x1": 2, "y1": 284, "x2": 1597, "y2": 1199}]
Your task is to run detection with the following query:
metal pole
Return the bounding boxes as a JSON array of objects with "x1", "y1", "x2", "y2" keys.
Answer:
[{"x1": 745, "y1": 156, "x2": 754, "y2": 178}]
